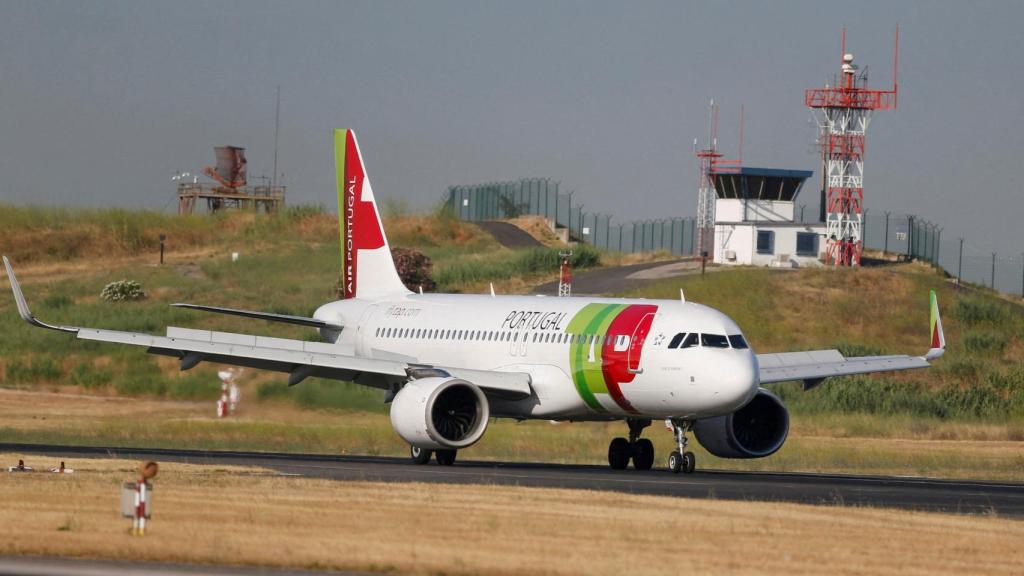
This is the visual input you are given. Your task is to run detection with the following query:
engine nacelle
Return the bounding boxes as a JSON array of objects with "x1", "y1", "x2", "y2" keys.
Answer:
[
  {"x1": 693, "y1": 388, "x2": 789, "y2": 459},
  {"x1": 389, "y1": 377, "x2": 490, "y2": 450}
]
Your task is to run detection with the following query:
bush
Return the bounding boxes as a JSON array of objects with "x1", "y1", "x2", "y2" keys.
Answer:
[
  {"x1": 70, "y1": 363, "x2": 112, "y2": 389},
  {"x1": 951, "y1": 296, "x2": 1006, "y2": 327},
  {"x1": 100, "y1": 280, "x2": 146, "y2": 302},
  {"x1": 4, "y1": 357, "x2": 63, "y2": 384},
  {"x1": 962, "y1": 331, "x2": 1006, "y2": 356},
  {"x1": 392, "y1": 247, "x2": 436, "y2": 292}
]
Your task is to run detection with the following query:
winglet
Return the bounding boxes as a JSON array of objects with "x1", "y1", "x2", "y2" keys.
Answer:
[
  {"x1": 3, "y1": 256, "x2": 77, "y2": 333},
  {"x1": 925, "y1": 289, "x2": 945, "y2": 361}
]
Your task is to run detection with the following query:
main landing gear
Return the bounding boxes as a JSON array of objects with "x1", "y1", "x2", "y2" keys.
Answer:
[
  {"x1": 607, "y1": 418, "x2": 654, "y2": 471},
  {"x1": 666, "y1": 419, "x2": 696, "y2": 474},
  {"x1": 409, "y1": 445, "x2": 458, "y2": 466}
]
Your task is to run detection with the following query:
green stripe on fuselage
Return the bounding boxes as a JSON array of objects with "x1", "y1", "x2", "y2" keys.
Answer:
[{"x1": 566, "y1": 303, "x2": 625, "y2": 412}]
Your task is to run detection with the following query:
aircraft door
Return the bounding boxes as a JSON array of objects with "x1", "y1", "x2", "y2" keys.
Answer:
[{"x1": 626, "y1": 313, "x2": 656, "y2": 374}]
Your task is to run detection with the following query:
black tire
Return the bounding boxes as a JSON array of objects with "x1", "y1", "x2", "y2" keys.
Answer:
[
  {"x1": 667, "y1": 451, "x2": 683, "y2": 474},
  {"x1": 632, "y1": 438, "x2": 654, "y2": 471},
  {"x1": 435, "y1": 449, "x2": 457, "y2": 466},
  {"x1": 410, "y1": 445, "x2": 433, "y2": 465},
  {"x1": 682, "y1": 451, "x2": 696, "y2": 474},
  {"x1": 608, "y1": 437, "x2": 631, "y2": 470}
]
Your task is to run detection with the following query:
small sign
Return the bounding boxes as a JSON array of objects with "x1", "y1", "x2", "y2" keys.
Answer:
[
  {"x1": 896, "y1": 232, "x2": 907, "y2": 241},
  {"x1": 582, "y1": 227, "x2": 590, "y2": 235},
  {"x1": 462, "y1": 199, "x2": 469, "y2": 207},
  {"x1": 121, "y1": 482, "x2": 153, "y2": 519}
]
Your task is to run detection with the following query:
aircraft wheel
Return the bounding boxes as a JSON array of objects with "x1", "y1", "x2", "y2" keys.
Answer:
[
  {"x1": 608, "y1": 437, "x2": 631, "y2": 470},
  {"x1": 682, "y1": 451, "x2": 696, "y2": 474},
  {"x1": 435, "y1": 449, "x2": 457, "y2": 466},
  {"x1": 632, "y1": 438, "x2": 654, "y2": 471},
  {"x1": 667, "y1": 451, "x2": 683, "y2": 474},
  {"x1": 410, "y1": 445, "x2": 433, "y2": 465}
]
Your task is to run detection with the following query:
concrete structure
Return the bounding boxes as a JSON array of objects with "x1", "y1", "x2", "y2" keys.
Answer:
[{"x1": 712, "y1": 167, "x2": 825, "y2": 268}]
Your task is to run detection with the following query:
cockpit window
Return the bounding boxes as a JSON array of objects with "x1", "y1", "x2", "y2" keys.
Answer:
[
  {"x1": 667, "y1": 333, "x2": 685, "y2": 349},
  {"x1": 728, "y1": 335, "x2": 749, "y2": 349},
  {"x1": 701, "y1": 333, "x2": 730, "y2": 348},
  {"x1": 680, "y1": 332, "x2": 699, "y2": 349}
]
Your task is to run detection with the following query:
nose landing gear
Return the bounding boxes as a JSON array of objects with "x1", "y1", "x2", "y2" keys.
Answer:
[
  {"x1": 666, "y1": 419, "x2": 696, "y2": 474},
  {"x1": 607, "y1": 418, "x2": 654, "y2": 470}
]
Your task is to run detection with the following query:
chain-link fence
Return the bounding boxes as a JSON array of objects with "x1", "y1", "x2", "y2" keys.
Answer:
[
  {"x1": 446, "y1": 179, "x2": 698, "y2": 256},
  {"x1": 447, "y1": 180, "x2": 1024, "y2": 297}
]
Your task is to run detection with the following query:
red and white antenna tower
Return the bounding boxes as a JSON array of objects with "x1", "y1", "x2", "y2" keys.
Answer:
[
  {"x1": 695, "y1": 100, "x2": 741, "y2": 259},
  {"x1": 806, "y1": 26, "x2": 900, "y2": 266}
]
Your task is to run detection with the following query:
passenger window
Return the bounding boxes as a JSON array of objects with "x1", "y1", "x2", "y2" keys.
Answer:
[
  {"x1": 728, "y1": 335, "x2": 749, "y2": 349},
  {"x1": 667, "y1": 333, "x2": 685, "y2": 349},
  {"x1": 681, "y1": 333, "x2": 699, "y2": 348},
  {"x1": 701, "y1": 334, "x2": 730, "y2": 348}
]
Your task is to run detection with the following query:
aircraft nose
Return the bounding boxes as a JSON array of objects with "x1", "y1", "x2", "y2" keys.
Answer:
[{"x1": 721, "y1": 351, "x2": 759, "y2": 410}]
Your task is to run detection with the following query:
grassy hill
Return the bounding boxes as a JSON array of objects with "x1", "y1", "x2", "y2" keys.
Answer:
[{"x1": 1, "y1": 203, "x2": 1022, "y2": 425}]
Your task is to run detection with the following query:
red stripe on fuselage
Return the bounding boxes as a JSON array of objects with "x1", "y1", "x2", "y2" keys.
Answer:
[{"x1": 601, "y1": 304, "x2": 658, "y2": 413}]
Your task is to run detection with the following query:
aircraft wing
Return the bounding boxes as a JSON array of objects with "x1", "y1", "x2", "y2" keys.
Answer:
[
  {"x1": 4, "y1": 257, "x2": 531, "y2": 399},
  {"x1": 757, "y1": 290, "x2": 946, "y2": 389}
]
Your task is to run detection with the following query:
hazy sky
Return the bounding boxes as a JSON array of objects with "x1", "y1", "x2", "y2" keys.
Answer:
[{"x1": 1, "y1": 1, "x2": 1021, "y2": 255}]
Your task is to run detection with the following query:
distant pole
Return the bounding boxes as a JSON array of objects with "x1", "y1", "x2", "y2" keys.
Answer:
[
  {"x1": 158, "y1": 234, "x2": 166, "y2": 265},
  {"x1": 957, "y1": 238, "x2": 964, "y2": 289},
  {"x1": 883, "y1": 211, "x2": 890, "y2": 254},
  {"x1": 618, "y1": 225, "x2": 623, "y2": 252},
  {"x1": 567, "y1": 191, "x2": 574, "y2": 242},
  {"x1": 991, "y1": 252, "x2": 997, "y2": 289},
  {"x1": 907, "y1": 215, "x2": 914, "y2": 257},
  {"x1": 553, "y1": 183, "x2": 559, "y2": 228},
  {"x1": 272, "y1": 85, "x2": 281, "y2": 193},
  {"x1": 935, "y1": 228, "x2": 942, "y2": 266}
]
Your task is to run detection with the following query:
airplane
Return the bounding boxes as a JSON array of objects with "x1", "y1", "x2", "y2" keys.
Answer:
[{"x1": 3, "y1": 129, "x2": 946, "y2": 473}]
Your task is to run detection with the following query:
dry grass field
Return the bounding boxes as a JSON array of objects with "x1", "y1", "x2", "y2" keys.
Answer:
[{"x1": 0, "y1": 453, "x2": 1021, "y2": 576}]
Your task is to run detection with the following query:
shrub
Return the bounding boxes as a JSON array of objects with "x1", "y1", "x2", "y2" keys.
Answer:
[
  {"x1": 4, "y1": 357, "x2": 63, "y2": 384},
  {"x1": 951, "y1": 296, "x2": 1006, "y2": 327},
  {"x1": 962, "y1": 331, "x2": 1006, "y2": 356},
  {"x1": 392, "y1": 247, "x2": 436, "y2": 292},
  {"x1": 69, "y1": 363, "x2": 112, "y2": 389},
  {"x1": 100, "y1": 280, "x2": 146, "y2": 302}
]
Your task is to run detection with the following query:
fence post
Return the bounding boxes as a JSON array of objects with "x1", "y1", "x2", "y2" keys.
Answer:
[
  {"x1": 957, "y1": 238, "x2": 964, "y2": 288},
  {"x1": 883, "y1": 211, "x2": 890, "y2": 254},
  {"x1": 992, "y1": 252, "x2": 997, "y2": 289},
  {"x1": 618, "y1": 225, "x2": 623, "y2": 252},
  {"x1": 935, "y1": 228, "x2": 942, "y2": 266},
  {"x1": 907, "y1": 215, "x2": 914, "y2": 257}
]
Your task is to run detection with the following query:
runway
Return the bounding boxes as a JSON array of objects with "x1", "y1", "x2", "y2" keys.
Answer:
[{"x1": 3, "y1": 443, "x2": 1023, "y2": 517}]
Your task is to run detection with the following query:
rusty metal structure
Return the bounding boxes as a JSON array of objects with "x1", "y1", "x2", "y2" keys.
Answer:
[{"x1": 177, "y1": 146, "x2": 285, "y2": 214}]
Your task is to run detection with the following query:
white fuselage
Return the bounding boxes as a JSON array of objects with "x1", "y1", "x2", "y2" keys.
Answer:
[{"x1": 314, "y1": 293, "x2": 760, "y2": 422}]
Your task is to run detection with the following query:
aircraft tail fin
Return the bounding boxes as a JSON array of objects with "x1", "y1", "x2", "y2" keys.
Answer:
[
  {"x1": 334, "y1": 129, "x2": 410, "y2": 300},
  {"x1": 925, "y1": 289, "x2": 945, "y2": 361}
]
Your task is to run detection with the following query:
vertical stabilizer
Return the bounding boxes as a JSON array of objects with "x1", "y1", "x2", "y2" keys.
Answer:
[{"x1": 334, "y1": 129, "x2": 410, "y2": 300}]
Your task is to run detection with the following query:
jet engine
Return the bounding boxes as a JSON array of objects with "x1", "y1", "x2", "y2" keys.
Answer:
[
  {"x1": 389, "y1": 377, "x2": 490, "y2": 450},
  {"x1": 693, "y1": 388, "x2": 789, "y2": 458}
]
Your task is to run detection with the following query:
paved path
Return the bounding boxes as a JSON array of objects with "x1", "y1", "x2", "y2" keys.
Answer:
[
  {"x1": 474, "y1": 221, "x2": 542, "y2": 248},
  {"x1": 533, "y1": 258, "x2": 711, "y2": 296}
]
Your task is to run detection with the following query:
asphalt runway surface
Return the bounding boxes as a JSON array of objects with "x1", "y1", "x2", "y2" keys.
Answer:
[{"x1": 4, "y1": 443, "x2": 1023, "y2": 517}]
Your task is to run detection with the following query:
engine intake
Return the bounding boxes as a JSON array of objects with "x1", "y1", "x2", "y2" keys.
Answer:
[
  {"x1": 390, "y1": 377, "x2": 490, "y2": 450},
  {"x1": 693, "y1": 388, "x2": 789, "y2": 459}
]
